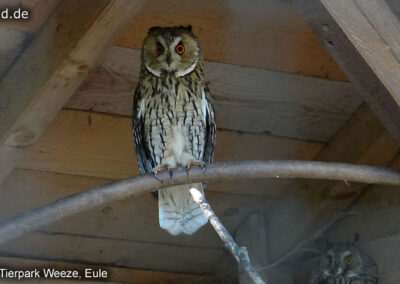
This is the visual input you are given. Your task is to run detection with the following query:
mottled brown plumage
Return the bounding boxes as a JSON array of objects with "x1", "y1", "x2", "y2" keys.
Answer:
[{"x1": 132, "y1": 26, "x2": 216, "y2": 235}]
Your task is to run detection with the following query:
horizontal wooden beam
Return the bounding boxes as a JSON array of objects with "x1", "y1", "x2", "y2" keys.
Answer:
[
  {"x1": 113, "y1": 0, "x2": 346, "y2": 80},
  {"x1": 18, "y1": 109, "x2": 322, "y2": 183},
  {"x1": 0, "y1": 0, "x2": 145, "y2": 185},
  {"x1": 296, "y1": 0, "x2": 400, "y2": 145},
  {"x1": 67, "y1": 46, "x2": 361, "y2": 142},
  {"x1": 1, "y1": 231, "x2": 229, "y2": 275},
  {"x1": 2, "y1": 159, "x2": 400, "y2": 254},
  {"x1": 0, "y1": 168, "x2": 275, "y2": 250}
]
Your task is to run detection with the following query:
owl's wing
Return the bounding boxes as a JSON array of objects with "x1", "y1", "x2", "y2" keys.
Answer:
[
  {"x1": 132, "y1": 87, "x2": 154, "y2": 174},
  {"x1": 202, "y1": 87, "x2": 217, "y2": 163}
]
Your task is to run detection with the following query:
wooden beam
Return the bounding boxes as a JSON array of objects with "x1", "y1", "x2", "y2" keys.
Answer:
[
  {"x1": 0, "y1": 168, "x2": 276, "y2": 252},
  {"x1": 17, "y1": 109, "x2": 323, "y2": 185},
  {"x1": 113, "y1": 0, "x2": 346, "y2": 80},
  {"x1": 266, "y1": 104, "x2": 398, "y2": 261},
  {"x1": 296, "y1": 0, "x2": 400, "y2": 145},
  {"x1": 67, "y1": 46, "x2": 361, "y2": 142},
  {"x1": 329, "y1": 154, "x2": 400, "y2": 245},
  {"x1": 0, "y1": 168, "x2": 285, "y2": 275},
  {"x1": 0, "y1": 0, "x2": 144, "y2": 184},
  {"x1": 1, "y1": 231, "x2": 230, "y2": 275}
]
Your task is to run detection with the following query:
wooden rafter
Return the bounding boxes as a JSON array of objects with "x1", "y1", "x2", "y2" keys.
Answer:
[
  {"x1": 296, "y1": 0, "x2": 400, "y2": 145},
  {"x1": 267, "y1": 104, "x2": 398, "y2": 263},
  {"x1": 67, "y1": 46, "x2": 361, "y2": 142},
  {"x1": 0, "y1": 0, "x2": 144, "y2": 184}
]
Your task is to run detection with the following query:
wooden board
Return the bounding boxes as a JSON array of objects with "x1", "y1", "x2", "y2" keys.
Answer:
[
  {"x1": 114, "y1": 0, "x2": 346, "y2": 80},
  {"x1": 67, "y1": 46, "x2": 361, "y2": 142},
  {"x1": 0, "y1": 231, "x2": 231, "y2": 275},
  {"x1": 265, "y1": 104, "x2": 399, "y2": 261},
  {"x1": 328, "y1": 155, "x2": 400, "y2": 246},
  {"x1": 0, "y1": 168, "x2": 275, "y2": 274},
  {"x1": 0, "y1": 256, "x2": 216, "y2": 283},
  {"x1": 17, "y1": 109, "x2": 323, "y2": 185},
  {"x1": 0, "y1": 168, "x2": 275, "y2": 249},
  {"x1": 0, "y1": 0, "x2": 145, "y2": 185},
  {"x1": 297, "y1": 0, "x2": 400, "y2": 145}
]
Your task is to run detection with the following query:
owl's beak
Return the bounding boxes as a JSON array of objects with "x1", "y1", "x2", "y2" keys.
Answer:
[
  {"x1": 335, "y1": 267, "x2": 343, "y2": 275},
  {"x1": 165, "y1": 54, "x2": 171, "y2": 66}
]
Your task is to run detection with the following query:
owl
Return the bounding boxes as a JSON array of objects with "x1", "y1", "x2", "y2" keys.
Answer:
[
  {"x1": 310, "y1": 234, "x2": 378, "y2": 284},
  {"x1": 132, "y1": 25, "x2": 216, "y2": 235}
]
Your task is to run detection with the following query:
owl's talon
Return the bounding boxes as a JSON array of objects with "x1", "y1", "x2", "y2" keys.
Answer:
[
  {"x1": 168, "y1": 169, "x2": 173, "y2": 179},
  {"x1": 153, "y1": 172, "x2": 161, "y2": 182},
  {"x1": 202, "y1": 164, "x2": 206, "y2": 173}
]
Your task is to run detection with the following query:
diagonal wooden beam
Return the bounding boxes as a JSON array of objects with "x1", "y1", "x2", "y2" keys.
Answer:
[
  {"x1": 296, "y1": 0, "x2": 400, "y2": 145},
  {"x1": 0, "y1": 0, "x2": 144, "y2": 184}
]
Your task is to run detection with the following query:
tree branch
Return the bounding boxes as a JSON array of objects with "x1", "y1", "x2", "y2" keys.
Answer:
[
  {"x1": 0, "y1": 160, "x2": 399, "y2": 247},
  {"x1": 190, "y1": 188, "x2": 266, "y2": 284}
]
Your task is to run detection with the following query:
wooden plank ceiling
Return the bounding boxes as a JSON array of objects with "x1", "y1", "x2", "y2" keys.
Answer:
[{"x1": 0, "y1": 0, "x2": 399, "y2": 282}]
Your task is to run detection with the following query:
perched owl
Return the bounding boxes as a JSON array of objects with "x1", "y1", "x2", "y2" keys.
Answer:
[
  {"x1": 310, "y1": 234, "x2": 378, "y2": 284},
  {"x1": 132, "y1": 25, "x2": 216, "y2": 235}
]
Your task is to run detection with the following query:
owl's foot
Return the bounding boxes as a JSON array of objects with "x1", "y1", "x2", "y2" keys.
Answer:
[
  {"x1": 153, "y1": 160, "x2": 175, "y2": 179},
  {"x1": 186, "y1": 159, "x2": 206, "y2": 172},
  {"x1": 152, "y1": 169, "x2": 173, "y2": 180}
]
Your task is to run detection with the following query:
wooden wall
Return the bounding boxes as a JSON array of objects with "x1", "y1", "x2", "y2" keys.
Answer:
[{"x1": 0, "y1": 0, "x2": 399, "y2": 283}]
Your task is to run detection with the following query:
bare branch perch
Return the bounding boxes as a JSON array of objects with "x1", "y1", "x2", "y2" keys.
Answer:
[
  {"x1": 0, "y1": 160, "x2": 400, "y2": 247},
  {"x1": 190, "y1": 188, "x2": 266, "y2": 284}
]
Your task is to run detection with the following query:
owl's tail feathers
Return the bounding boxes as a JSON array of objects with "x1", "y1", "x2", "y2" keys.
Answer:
[{"x1": 158, "y1": 183, "x2": 208, "y2": 235}]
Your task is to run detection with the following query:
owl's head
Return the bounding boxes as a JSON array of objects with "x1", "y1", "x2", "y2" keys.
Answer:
[
  {"x1": 141, "y1": 25, "x2": 201, "y2": 78},
  {"x1": 320, "y1": 234, "x2": 372, "y2": 277}
]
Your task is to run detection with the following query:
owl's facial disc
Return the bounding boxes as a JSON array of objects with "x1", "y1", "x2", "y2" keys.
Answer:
[{"x1": 142, "y1": 31, "x2": 200, "y2": 78}]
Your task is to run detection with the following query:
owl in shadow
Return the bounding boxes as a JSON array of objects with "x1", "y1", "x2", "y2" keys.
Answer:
[{"x1": 310, "y1": 234, "x2": 378, "y2": 284}]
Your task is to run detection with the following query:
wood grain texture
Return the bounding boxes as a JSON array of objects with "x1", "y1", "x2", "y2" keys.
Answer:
[
  {"x1": 0, "y1": 256, "x2": 216, "y2": 283},
  {"x1": 0, "y1": 0, "x2": 145, "y2": 146},
  {"x1": 266, "y1": 104, "x2": 399, "y2": 261},
  {"x1": 66, "y1": 46, "x2": 362, "y2": 142},
  {"x1": 0, "y1": 168, "x2": 275, "y2": 249},
  {"x1": 0, "y1": 168, "x2": 282, "y2": 275},
  {"x1": 0, "y1": 0, "x2": 144, "y2": 186},
  {"x1": 297, "y1": 0, "x2": 400, "y2": 145},
  {"x1": 18, "y1": 109, "x2": 323, "y2": 182},
  {"x1": 114, "y1": 0, "x2": 346, "y2": 80},
  {"x1": 320, "y1": 0, "x2": 400, "y2": 104}
]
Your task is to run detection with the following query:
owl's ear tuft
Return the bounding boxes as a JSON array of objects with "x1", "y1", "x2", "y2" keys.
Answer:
[{"x1": 148, "y1": 26, "x2": 161, "y2": 34}]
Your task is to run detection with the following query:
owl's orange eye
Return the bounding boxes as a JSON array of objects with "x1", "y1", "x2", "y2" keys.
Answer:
[
  {"x1": 155, "y1": 43, "x2": 164, "y2": 55},
  {"x1": 175, "y1": 43, "x2": 185, "y2": 55},
  {"x1": 345, "y1": 256, "x2": 353, "y2": 265}
]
